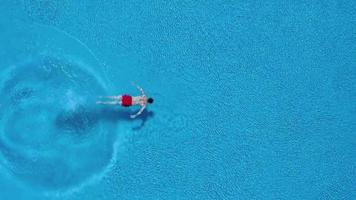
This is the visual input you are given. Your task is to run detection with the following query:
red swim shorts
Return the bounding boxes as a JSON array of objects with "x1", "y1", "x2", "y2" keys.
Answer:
[{"x1": 121, "y1": 95, "x2": 132, "y2": 107}]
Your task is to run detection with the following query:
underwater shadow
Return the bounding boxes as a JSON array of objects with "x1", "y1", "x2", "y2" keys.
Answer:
[
  {"x1": 99, "y1": 107, "x2": 155, "y2": 131},
  {"x1": 55, "y1": 106, "x2": 155, "y2": 134}
]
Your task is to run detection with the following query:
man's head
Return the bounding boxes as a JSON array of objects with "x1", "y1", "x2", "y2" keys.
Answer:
[{"x1": 147, "y1": 97, "x2": 154, "y2": 104}]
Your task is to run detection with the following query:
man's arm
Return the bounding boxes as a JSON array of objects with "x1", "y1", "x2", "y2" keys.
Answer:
[
  {"x1": 130, "y1": 105, "x2": 146, "y2": 119},
  {"x1": 132, "y1": 82, "x2": 145, "y2": 95}
]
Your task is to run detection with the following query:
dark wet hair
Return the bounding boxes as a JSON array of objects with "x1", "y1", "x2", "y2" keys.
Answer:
[{"x1": 147, "y1": 98, "x2": 154, "y2": 104}]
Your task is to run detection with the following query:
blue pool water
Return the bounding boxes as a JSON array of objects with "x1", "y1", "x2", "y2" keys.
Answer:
[{"x1": 0, "y1": 1, "x2": 355, "y2": 199}]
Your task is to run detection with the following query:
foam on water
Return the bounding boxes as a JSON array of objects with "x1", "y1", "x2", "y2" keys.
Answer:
[{"x1": 0, "y1": 20, "x2": 122, "y2": 192}]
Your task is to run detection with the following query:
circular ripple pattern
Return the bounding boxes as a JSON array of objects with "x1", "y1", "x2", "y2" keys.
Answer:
[{"x1": 0, "y1": 55, "x2": 116, "y2": 191}]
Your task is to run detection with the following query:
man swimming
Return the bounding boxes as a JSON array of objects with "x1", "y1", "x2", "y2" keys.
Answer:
[{"x1": 96, "y1": 84, "x2": 154, "y2": 119}]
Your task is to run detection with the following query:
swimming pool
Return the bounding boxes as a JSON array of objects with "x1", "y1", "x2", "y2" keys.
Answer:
[{"x1": 0, "y1": 0, "x2": 355, "y2": 199}]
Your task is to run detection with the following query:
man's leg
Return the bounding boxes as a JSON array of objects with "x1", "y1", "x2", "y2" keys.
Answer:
[
  {"x1": 99, "y1": 95, "x2": 122, "y2": 100},
  {"x1": 96, "y1": 101, "x2": 120, "y2": 105}
]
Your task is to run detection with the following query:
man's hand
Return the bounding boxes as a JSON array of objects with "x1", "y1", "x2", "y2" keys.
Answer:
[{"x1": 130, "y1": 105, "x2": 146, "y2": 119}]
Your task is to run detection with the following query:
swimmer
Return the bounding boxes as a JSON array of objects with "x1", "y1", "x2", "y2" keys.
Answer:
[{"x1": 96, "y1": 83, "x2": 154, "y2": 119}]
